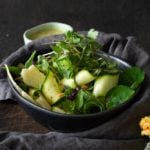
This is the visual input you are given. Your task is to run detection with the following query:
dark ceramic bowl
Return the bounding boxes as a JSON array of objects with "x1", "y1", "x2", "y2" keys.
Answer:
[{"x1": 7, "y1": 43, "x2": 140, "y2": 133}]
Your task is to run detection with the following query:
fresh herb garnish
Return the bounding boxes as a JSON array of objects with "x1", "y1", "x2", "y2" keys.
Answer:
[
  {"x1": 37, "y1": 55, "x2": 50, "y2": 74},
  {"x1": 50, "y1": 30, "x2": 102, "y2": 78},
  {"x1": 25, "y1": 50, "x2": 36, "y2": 68}
]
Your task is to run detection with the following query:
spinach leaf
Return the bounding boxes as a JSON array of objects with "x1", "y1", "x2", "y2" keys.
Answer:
[
  {"x1": 75, "y1": 90, "x2": 84, "y2": 110},
  {"x1": 106, "y1": 85, "x2": 135, "y2": 109},
  {"x1": 119, "y1": 67, "x2": 145, "y2": 89},
  {"x1": 51, "y1": 45, "x2": 62, "y2": 54},
  {"x1": 25, "y1": 51, "x2": 36, "y2": 68}
]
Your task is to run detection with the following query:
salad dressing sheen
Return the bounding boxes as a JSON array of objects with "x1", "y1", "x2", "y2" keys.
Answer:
[{"x1": 30, "y1": 28, "x2": 64, "y2": 40}]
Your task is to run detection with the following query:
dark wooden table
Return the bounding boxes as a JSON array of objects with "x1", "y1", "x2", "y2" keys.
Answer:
[{"x1": 0, "y1": 0, "x2": 150, "y2": 133}]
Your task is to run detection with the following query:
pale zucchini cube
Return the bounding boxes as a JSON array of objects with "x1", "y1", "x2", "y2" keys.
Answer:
[{"x1": 75, "y1": 70, "x2": 95, "y2": 86}]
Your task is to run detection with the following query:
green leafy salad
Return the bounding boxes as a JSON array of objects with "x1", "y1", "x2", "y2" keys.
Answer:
[{"x1": 6, "y1": 29, "x2": 145, "y2": 114}]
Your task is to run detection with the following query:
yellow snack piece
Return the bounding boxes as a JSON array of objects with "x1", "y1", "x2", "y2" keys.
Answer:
[{"x1": 139, "y1": 116, "x2": 150, "y2": 136}]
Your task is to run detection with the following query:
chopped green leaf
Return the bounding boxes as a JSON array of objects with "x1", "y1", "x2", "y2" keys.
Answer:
[
  {"x1": 54, "y1": 97, "x2": 75, "y2": 114},
  {"x1": 76, "y1": 90, "x2": 84, "y2": 110},
  {"x1": 50, "y1": 45, "x2": 62, "y2": 53},
  {"x1": 18, "y1": 82, "x2": 29, "y2": 92},
  {"x1": 4, "y1": 66, "x2": 21, "y2": 76},
  {"x1": 54, "y1": 56, "x2": 74, "y2": 78},
  {"x1": 37, "y1": 56, "x2": 49, "y2": 74},
  {"x1": 25, "y1": 51, "x2": 36, "y2": 68}
]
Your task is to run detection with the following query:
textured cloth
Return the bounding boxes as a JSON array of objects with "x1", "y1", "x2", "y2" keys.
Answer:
[{"x1": 0, "y1": 32, "x2": 149, "y2": 150}]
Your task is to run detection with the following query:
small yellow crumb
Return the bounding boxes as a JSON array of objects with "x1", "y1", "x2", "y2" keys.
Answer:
[{"x1": 139, "y1": 116, "x2": 150, "y2": 136}]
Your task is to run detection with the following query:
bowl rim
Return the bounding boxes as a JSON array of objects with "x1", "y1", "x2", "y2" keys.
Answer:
[{"x1": 8, "y1": 52, "x2": 136, "y2": 119}]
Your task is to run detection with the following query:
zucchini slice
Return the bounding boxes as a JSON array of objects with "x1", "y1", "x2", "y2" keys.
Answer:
[
  {"x1": 42, "y1": 71, "x2": 64, "y2": 104},
  {"x1": 21, "y1": 65, "x2": 45, "y2": 89},
  {"x1": 93, "y1": 74, "x2": 119, "y2": 97},
  {"x1": 75, "y1": 70, "x2": 95, "y2": 86},
  {"x1": 36, "y1": 94, "x2": 51, "y2": 110},
  {"x1": 52, "y1": 106, "x2": 66, "y2": 114},
  {"x1": 61, "y1": 78, "x2": 76, "y2": 89}
]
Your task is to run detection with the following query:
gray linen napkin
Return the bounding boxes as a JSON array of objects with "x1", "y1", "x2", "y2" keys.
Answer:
[{"x1": 0, "y1": 32, "x2": 149, "y2": 150}]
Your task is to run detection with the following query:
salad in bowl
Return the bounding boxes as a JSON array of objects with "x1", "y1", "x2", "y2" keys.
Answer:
[{"x1": 5, "y1": 30, "x2": 145, "y2": 115}]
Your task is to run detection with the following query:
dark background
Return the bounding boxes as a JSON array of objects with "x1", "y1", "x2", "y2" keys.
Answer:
[
  {"x1": 0, "y1": 0, "x2": 150, "y2": 63},
  {"x1": 0, "y1": 0, "x2": 150, "y2": 133}
]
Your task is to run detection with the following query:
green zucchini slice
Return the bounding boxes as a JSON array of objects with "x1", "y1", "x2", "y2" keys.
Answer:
[{"x1": 42, "y1": 71, "x2": 64, "y2": 104}]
